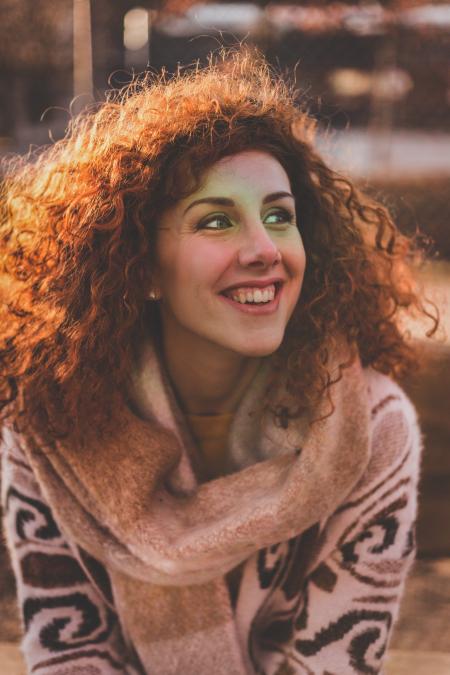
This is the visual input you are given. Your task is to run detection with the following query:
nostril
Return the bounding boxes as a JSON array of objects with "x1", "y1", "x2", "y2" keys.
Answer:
[{"x1": 237, "y1": 237, "x2": 281, "y2": 267}]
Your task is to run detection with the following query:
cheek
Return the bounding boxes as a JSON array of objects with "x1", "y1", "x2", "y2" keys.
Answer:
[
  {"x1": 297, "y1": 246, "x2": 307, "y2": 279},
  {"x1": 284, "y1": 236, "x2": 307, "y2": 281},
  {"x1": 160, "y1": 240, "x2": 233, "y2": 294},
  {"x1": 189, "y1": 243, "x2": 231, "y2": 275}
]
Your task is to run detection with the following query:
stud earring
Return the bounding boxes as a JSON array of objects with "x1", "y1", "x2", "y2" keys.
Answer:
[{"x1": 148, "y1": 289, "x2": 161, "y2": 301}]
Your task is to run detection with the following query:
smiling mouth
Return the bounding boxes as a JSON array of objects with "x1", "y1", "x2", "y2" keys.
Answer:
[{"x1": 220, "y1": 282, "x2": 282, "y2": 307}]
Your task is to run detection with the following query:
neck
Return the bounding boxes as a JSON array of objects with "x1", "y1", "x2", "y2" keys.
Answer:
[{"x1": 160, "y1": 327, "x2": 261, "y2": 416}]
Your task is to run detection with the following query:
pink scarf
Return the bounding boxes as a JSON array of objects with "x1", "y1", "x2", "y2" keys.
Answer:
[{"x1": 20, "y1": 340, "x2": 370, "y2": 674}]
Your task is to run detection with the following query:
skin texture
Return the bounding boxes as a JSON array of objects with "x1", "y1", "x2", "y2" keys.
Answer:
[{"x1": 154, "y1": 151, "x2": 306, "y2": 414}]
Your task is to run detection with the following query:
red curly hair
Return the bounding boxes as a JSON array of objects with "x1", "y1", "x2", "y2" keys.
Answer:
[{"x1": 0, "y1": 47, "x2": 437, "y2": 441}]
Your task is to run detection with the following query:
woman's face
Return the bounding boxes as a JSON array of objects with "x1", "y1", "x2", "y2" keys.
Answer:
[{"x1": 154, "y1": 150, "x2": 306, "y2": 360}]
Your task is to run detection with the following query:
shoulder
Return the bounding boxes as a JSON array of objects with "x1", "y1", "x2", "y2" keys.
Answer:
[
  {"x1": 365, "y1": 367, "x2": 418, "y2": 429},
  {"x1": 1, "y1": 424, "x2": 29, "y2": 467},
  {"x1": 1, "y1": 424, "x2": 40, "y2": 510},
  {"x1": 355, "y1": 368, "x2": 422, "y2": 496},
  {"x1": 1, "y1": 424, "x2": 31, "y2": 473},
  {"x1": 316, "y1": 370, "x2": 421, "y2": 562}
]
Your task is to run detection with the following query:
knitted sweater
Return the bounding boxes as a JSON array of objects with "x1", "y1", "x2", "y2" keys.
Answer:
[{"x1": 1, "y1": 368, "x2": 420, "y2": 675}]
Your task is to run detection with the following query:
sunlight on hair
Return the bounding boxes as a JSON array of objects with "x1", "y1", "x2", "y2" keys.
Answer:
[{"x1": 0, "y1": 46, "x2": 439, "y2": 440}]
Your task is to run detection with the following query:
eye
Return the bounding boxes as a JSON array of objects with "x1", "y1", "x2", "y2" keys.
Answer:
[
  {"x1": 197, "y1": 213, "x2": 232, "y2": 231},
  {"x1": 264, "y1": 208, "x2": 295, "y2": 227}
]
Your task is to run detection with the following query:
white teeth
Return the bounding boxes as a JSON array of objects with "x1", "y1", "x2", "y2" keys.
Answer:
[{"x1": 229, "y1": 284, "x2": 276, "y2": 304}]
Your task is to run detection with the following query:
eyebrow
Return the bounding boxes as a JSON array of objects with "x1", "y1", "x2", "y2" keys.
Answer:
[{"x1": 183, "y1": 191, "x2": 295, "y2": 215}]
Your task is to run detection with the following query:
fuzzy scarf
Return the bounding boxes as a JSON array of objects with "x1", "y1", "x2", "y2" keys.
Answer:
[{"x1": 20, "y1": 341, "x2": 371, "y2": 674}]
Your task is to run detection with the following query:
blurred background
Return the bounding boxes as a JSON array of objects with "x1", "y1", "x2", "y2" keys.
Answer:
[{"x1": 0, "y1": 1, "x2": 449, "y2": 673}]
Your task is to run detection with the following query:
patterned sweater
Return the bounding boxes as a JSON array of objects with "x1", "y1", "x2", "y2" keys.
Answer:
[{"x1": 1, "y1": 370, "x2": 420, "y2": 675}]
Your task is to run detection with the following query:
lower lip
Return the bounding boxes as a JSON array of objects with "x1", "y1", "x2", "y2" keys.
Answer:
[{"x1": 219, "y1": 287, "x2": 282, "y2": 315}]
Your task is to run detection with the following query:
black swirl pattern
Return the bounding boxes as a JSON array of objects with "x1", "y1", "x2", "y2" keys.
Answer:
[
  {"x1": 21, "y1": 552, "x2": 89, "y2": 588},
  {"x1": 250, "y1": 493, "x2": 407, "y2": 674},
  {"x1": 23, "y1": 592, "x2": 116, "y2": 652},
  {"x1": 249, "y1": 526, "x2": 320, "y2": 672},
  {"x1": 295, "y1": 609, "x2": 392, "y2": 675},
  {"x1": 257, "y1": 542, "x2": 285, "y2": 590},
  {"x1": 336, "y1": 495, "x2": 411, "y2": 589},
  {"x1": 5, "y1": 486, "x2": 63, "y2": 542}
]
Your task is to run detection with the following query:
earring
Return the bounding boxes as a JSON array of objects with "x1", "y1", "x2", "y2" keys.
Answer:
[{"x1": 148, "y1": 289, "x2": 161, "y2": 301}]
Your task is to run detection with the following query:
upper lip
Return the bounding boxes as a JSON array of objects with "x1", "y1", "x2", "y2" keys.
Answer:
[{"x1": 220, "y1": 277, "x2": 285, "y2": 293}]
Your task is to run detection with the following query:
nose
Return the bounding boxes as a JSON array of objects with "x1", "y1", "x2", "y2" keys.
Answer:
[{"x1": 237, "y1": 222, "x2": 281, "y2": 268}]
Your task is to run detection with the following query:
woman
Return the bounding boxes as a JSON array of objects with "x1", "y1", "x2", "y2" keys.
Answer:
[{"x1": 0, "y1": 48, "x2": 436, "y2": 675}]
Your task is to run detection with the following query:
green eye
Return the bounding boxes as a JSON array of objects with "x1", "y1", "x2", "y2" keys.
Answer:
[
  {"x1": 197, "y1": 214, "x2": 232, "y2": 230},
  {"x1": 264, "y1": 209, "x2": 295, "y2": 226}
]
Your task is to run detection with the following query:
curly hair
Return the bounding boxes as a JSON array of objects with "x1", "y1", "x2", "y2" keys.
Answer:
[{"x1": 0, "y1": 47, "x2": 437, "y2": 441}]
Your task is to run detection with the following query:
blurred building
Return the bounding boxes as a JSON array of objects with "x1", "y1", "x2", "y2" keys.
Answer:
[{"x1": 0, "y1": 2, "x2": 449, "y2": 151}]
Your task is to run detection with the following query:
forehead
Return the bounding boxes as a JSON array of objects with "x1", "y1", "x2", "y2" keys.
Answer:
[{"x1": 193, "y1": 150, "x2": 292, "y2": 197}]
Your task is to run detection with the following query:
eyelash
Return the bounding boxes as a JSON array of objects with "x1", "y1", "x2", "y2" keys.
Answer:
[
  {"x1": 197, "y1": 214, "x2": 230, "y2": 231},
  {"x1": 196, "y1": 208, "x2": 295, "y2": 231},
  {"x1": 265, "y1": 209, "x2": 296, "y2": 226}
]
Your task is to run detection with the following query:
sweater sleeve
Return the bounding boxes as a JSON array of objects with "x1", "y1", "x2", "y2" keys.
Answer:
[
  {"x1": 246, "y1": 374, "x2": 420, "y2": 675},
  {"x1": 1, "y1": 426, "x2": 140, "y2": 675}
]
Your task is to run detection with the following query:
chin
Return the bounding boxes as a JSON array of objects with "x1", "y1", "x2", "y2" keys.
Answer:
[{"x1": 233, "y1": 335, "x2": 284, "y2": 358}]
